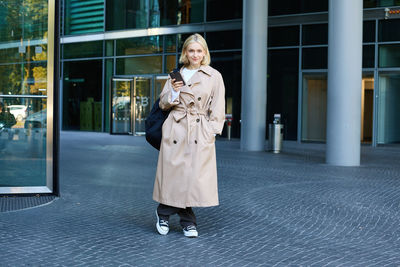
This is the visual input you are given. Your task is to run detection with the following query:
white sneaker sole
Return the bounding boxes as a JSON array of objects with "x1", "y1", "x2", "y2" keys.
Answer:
[
  {"x1": 155, "y1": 210, "x2": 169, "y2": 235},
  {"x1": 183, "y1": 230, "x2": 198, "y2": 238}
]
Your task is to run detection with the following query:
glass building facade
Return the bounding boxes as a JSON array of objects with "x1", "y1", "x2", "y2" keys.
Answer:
[
  {"x1": 60, "y1": 0, "x2": 400, "y2": 146},
  {"x1": 0, "y1": 0, "x2": 58, "y2": 194}
]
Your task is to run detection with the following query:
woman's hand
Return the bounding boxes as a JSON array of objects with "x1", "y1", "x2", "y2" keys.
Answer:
[{"x1": 171, "y1": 79, "x2": 184, "y2": 92}]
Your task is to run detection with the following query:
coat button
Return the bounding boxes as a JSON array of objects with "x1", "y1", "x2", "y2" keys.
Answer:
[
  {"x1": 188, "y1": 84, "x2": 191, "y2": 87},
  {"x1": 196, "y1": 118, "x2": 200, "y2": 123},
  {"x1": 198, "y1": 97, "x2": 201, "y2": 101},
  {"x1": 195, "y1": 140, "x2": 197, "y2": 144},
  {"x1": 173, "y1": 140, "x2": 177, "y2": 144}
]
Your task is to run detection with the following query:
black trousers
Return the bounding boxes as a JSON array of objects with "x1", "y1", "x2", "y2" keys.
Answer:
[{"x1": 157, "y1": 203, "x2": 197, "y2": 228}]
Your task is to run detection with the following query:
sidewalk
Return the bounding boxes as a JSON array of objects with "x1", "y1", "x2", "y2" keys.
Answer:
[{"x1": 1, "y1": 131, "x2": 400, "y2": 266}]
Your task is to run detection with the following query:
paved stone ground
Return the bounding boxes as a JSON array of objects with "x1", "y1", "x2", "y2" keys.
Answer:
[{"x1": 1, "y1": 131, "x2": 400, "y2": 266}]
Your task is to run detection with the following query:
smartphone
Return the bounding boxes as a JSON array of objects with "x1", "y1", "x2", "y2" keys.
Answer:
[{"x1": 169, "y1": 70, "x2": 186, "y2": 85}]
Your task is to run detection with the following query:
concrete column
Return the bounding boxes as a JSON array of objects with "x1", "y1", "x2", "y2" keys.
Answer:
[
  {"x1": 326, "y1": 0, "x2": 363, "y2": 166},
  {"x1": 240, "y1": 0, "x2": 268, "y2": 151}
]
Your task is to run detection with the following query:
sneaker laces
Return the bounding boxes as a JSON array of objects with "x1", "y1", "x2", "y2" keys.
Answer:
[
  {"x1": 159, "y1": 219, "x2": 169, "y2": 227},
  {"x1": 185, "y1": 225, "x2": 196, "y2": 231}
]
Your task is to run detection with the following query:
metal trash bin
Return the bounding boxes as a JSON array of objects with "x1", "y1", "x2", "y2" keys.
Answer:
[{"x1": 268, "y1": 114, "x2": 284, "y2": 153}]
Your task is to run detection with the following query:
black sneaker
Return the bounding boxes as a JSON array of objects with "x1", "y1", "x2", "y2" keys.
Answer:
[
  {"x1": 183, "y1": 225, "x2": 198, "y2": 238},
  {"x1": 155, "y1": 210, "x2": 169, "y2": 235}
]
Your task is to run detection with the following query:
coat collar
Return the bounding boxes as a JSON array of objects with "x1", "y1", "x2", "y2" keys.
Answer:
[{"x1": 180, "y1": 65, "x2": 213, "y2": 76}]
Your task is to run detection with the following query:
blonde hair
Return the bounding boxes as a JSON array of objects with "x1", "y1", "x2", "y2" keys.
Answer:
[{"x1": 179, "y1": 33, "x2": 211, "y2": 66}]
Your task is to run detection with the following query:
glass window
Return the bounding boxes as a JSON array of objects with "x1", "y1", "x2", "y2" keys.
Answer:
[
  {"x1": 379, "y1": 44, "x2": 400, "y2": 67},
  {"x1": 364, "y1": 0, "x2": 400, "y2": 8},
  {"x1": 379, "y1": 19, "x2": 400, "y2": 42},
  {"x1": 165, "y1": 55, "x2": 177, "y2": 73},
  {"x1": 104, "y1": 59, "x2": 113, "y2": 132},
  {"x1": 267, "y1": 49, "x2": 299, "y2": 140},
  {"x1": 116, "y1": 56, "x2": 162, "y2": 75},
  {"x1": 269, "y1": 0, "x2": 328, "y2": 16},
  {"x1": 165, "y1": 35, "x2": 177, "y2": 52},
  {"x1": 377, "y1": 73, "x2": 400, "y2": 144},
  {"x1": 116, "y1": 36, "x2": 162, "y2": 56},
  {"x1": 63, "y1": 41, "x2": 103, "y2": 59},
  {"x1": 0, "y1": 0, "x2": 55, "y2": 193},
  {"x1": 210, "y1": 52, "x2": 242, "y2": 138},
  {"x1": 106, "y1": 0, "x2": 148, "y2": 31},
  {"x1": 64, "y1": 0, "x2": 104, "y2": 35},
  {"x1": 302, "y1": 47, "x2": 328, "y2": 69},
  {"x1": 178, "y1": 33, "x2": 197, "y2": 51},
  {"x1": 269, "y1": 26, "x2": 299, "y2": 47},
  {"x1": 149, "y1": 0, "x2": 204, "y2": 27},
  {"x1": 363, "y1": 21, "x2": 376, "y2": 43},
  {"x1": 363, "y1": 45, "x2": 375, "y2": 68},
  {"x1": 206, "y1": 30, "x2": 242, "y2": 50},
  {"x1": 207, "y1": 0, "x2": 242, "y2": 21},
  {"x1": 106, "y1": 40, "x2": 114, "y2": 57},
  {"x1": 302, "y1": 24, "x2": 328, "y2": 45},
  {"x1": 63, "y1": 60, "x2": 103, "y2": 131}
]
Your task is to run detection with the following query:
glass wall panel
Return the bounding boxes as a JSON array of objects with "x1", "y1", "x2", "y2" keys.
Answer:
[
  {"x1": 364, "y1": 21, "x2": 376, "y2": 43},
  {"x1": 378, "y1": 73, "x2": 400, "y2": 144},
  {"x1": 363, "y1": 45, "x2": 375, "y2": 68},
  {"x1": 149, "y1": 0, "x2": 204, "y2": 27},
  {"x1": 268, "y1": 26, "x2": 299, "y2": 47},
  {"x1": 0, "y1": 0, "x2": 47, "y2": 43},
  {"x1": 165, "y1": 55, "x2": 177, "y2": 73},
  {"x1": 178, "y1": 33, "x2": 195, "y2": 51},
  {"x1": 104, "y1": 59, "x2": 114, "y2": 132},
  {"x1": 165, "y1": 35, "x2": 177, "y2": 52},
  {"x1": 269, "y1": 0, "x2": 328, "y2": 16},
  {"x1": 63, "y1": 60, "x2": 103, "y2": 131},
  {"x1": 207, "y1": 30, "x2": 242, "y2": 50},
  {"x1": 267, "y1": 49, "x2": 299, "y2": 140},
  {"x1": 0, "y1": 97, "x2": 47, "y2": 186},
  {"x1": 0, "y1": 0, "x2": 53, "y2": 192},
  {"x1": 379, "y1": 44, "x2": 400, "y2": 67},
  {"x1": 364, "y1": 0, "x2": 400, "y2": 8},
  {"x1": 106, "y1": 40, "x2": 114, "y2": 57},
  {"x1": 207, "y1": 0, "x2": 242, "y2": 21},
  {"x1": 116, "y1": 36, "x2": 162, "y2": 56},
  {"x1": 116, "y1": 56, "x2": 162, "y2": 75},
  {"x1": 302, "y1": 24, "x2": 328, "y2": 45},
  {"x1": 106, "y1": 0, "x2": 148, "y2": 31},
  {"x1": 301, "y1": 74, "x2": 327, "y2": 142},
  {"x1": 379, "y1": 19, "x2": 400, "y2": 42},
  {"x1": 210, "y1": 52, "x2": 242, "y2": 138},
  {"x1": 302, "y1": 47, "x2": 328, "y2": 69},
  {"x1": 63, "y1": 41, "x2": 103, "y2": 59}
]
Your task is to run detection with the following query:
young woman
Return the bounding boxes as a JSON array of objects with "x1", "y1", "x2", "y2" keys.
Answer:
[{"x1": 153, "y1": 33, "x2": 225, "y2": 238}]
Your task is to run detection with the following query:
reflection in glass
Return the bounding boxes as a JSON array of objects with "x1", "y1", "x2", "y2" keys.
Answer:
[
  {"x1": 154, "y1": 76, "x2": 168, "y2": 102},
  {"x1": 363, "y1": 20, "x2": 376, "y2": 43},
  {"x1": 0, "y1": 97, "x2": 46, "y2": 186},
  {"x1": 134, "y1": 78, "x2": 151, "y2": 135},
  {"x1": 363, "y1": 45, "x2": 375, "y2": 68},
  {"x1": 379, "y1": 44, "x2": 400, "y2": 68},
  {"x1": 302, "y1": 74, "x2": 327, "y2": 142},
  {"x1": 165, "y1": 55, "x2": 177, "y2": 73},
  {"x1": 64, "y1": 0, "x2": 104, "y2": 35},
  {"x1": 364, "y1": 0, "x2": 400, "y2": 8},
  {"x1": 111, "y1": 79, "x2": 132, "y2": 134},
  {"x1": 379, "y1": 19, "x2": 400, "y2": 42},
  {"x1": 269, "y1": 0, "x2": 328, "y2": 16},
  {"x1": 116, "y1": 56, "x2": 162, "y2": 75},
  {"x1": 165, "y1": 35, "x2": 177, "y2": 52},
  {"x1": 149, "y1": 0, "x2": 204, "y2": 27},
  {"x1": 378, "y1": 73, "x2": 400, "y2": 144},
  {"x1": 206, "y1": 30, "x2": 242, "y2": 50},
  {"x1": 116, "y1": 36, "x2": 162, "y2": 56}
]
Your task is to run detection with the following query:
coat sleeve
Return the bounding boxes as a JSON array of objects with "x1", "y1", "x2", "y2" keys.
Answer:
[
  {"x1": 159, "y1": 78, "x2": 180, "y2": 111},
  {"x1": 209, "y1": 72, "x2": 226, "y2": 135}
]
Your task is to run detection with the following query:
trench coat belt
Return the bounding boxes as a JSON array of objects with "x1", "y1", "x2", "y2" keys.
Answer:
[{"x1": 172, "y1": 107, "x2": 207, "y2": 145}]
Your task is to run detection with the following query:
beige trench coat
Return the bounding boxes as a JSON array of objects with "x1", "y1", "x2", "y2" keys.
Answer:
[{"x1": 153, "y1": 65, "x2": 225, "y2": 208}]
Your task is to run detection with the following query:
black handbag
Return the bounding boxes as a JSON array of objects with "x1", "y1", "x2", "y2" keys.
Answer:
[{"x1": 145, "y1": 98, "x2": 170, "y2": 150}]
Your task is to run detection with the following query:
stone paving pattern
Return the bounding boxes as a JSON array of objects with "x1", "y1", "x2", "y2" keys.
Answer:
[{"x1": 1, "y1": 131, "x2": 400, "y2": 266}]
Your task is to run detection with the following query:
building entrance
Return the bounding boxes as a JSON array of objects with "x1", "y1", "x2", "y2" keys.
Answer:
[{"x1": 110, "y1": 75, "x2": 168, "y2": 135}]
